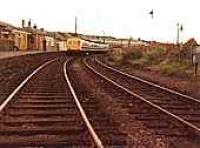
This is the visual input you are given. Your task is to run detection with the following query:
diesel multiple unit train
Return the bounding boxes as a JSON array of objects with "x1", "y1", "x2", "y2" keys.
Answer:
[{"x1": 66, "y1": 37, "x2": 109, "y2": 52}]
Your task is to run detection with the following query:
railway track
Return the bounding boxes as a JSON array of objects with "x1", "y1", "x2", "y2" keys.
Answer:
[
  {"x1": 0, "y1": 57, "x2": 99, "y2": 147},
  {"x1": 1, "y1": 52, "x2": 199, "y2": 147},
  {"x1": 66, "y1": 58, "x2": 128, "y2": 147},
  {"x1": 0, "y1": 52, "x2": 61, "y2": 105},
  {"x1": 83, "y1": 57, "x2": 200, "y2": 147},
  {"x1": 0, "y1": 55, "x2": 130, "y2": 147}
]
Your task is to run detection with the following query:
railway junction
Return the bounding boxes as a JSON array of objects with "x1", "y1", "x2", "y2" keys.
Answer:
[{"x1": 0, "y1": 51, "x2": 199, "y2": 147}]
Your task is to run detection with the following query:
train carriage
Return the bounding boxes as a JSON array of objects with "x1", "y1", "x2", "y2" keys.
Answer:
[
  {"x1": 66, "y1": 37, "x2": 82, "y2": 51},
  {"x1": 66, "y1": 36, "x2": 109, "y2": 52}
]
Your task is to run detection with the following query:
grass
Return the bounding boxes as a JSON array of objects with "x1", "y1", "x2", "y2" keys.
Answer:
[
  {"x1": 108, "y1": 46, "x2": 193, "y2": 78},
  {"x1": 155, "y1": 60, "x2": 191, "y2": 76}
]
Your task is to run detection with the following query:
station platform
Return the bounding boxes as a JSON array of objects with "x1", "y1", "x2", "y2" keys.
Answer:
[{"x1": 0, "y1": 51, "x2": 48, "y2": 60}]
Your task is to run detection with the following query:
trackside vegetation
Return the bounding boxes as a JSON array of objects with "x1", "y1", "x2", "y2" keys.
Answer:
[{"x1": 107, "y1": 38, "x2": 198, "y2": 78}]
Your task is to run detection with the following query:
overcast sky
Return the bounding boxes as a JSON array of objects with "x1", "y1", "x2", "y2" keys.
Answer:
[{"x1": 0, "y1": 0, "x2": 199, "y2": 43}]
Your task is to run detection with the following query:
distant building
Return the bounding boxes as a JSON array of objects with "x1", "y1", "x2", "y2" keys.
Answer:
[
  {"x1": 58, "y1": 41, "x2": 67, "y2": 51},
  {"x1": 0, "y1": 21, "x2": 15, "y2": 51},
  {"x1": 53, "y1": 32, "x2": 71, "y2": 51},
  {"x1": 12, "y1": 28, "x2": 30, "y2": 51},
  {"x1": 45, "y1": 36, "x2": 56, "y2": 51},
  {"x1": 22, "y1": 19, "x2": 47, "y2": 51}
]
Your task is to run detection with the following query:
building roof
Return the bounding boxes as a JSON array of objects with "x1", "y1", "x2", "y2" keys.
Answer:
[
  {"x1": 12, "y1": 28, "x2": 31, "y2": 34},
  {"x1": 53, "y1": 32, "x2": 73, "y2": 41},
  {"x1": 0, "y1": 21, "x2": 15, "y2": 27},
  {"x1": 0, "y1": 20, "x2": 16, "y2": 31}
]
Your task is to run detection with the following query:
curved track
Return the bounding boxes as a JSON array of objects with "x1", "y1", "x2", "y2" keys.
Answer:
[
  {"x1": 1, "y1": 53, "x2": 199, "y2": 147},
  {"x1": 66, "y1": 57, "x2": 128, "y2": 147},
  {"x1": 63, "y1": 59, "x2": 103, "y2": 147},
  {"x1": 0, "y1": 57, "x2": 98, "y2": 147},
  {"x1": 0, "y1": 55, "x2": 131, "y2": 147},
  {"x1": 84, "y1": 56, "x2": 200, "y2": 147}
]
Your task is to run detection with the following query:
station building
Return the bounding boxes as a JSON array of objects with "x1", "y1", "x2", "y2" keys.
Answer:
[{"x1": 0, "y1": 21, "x2": 15, "y2": 51}]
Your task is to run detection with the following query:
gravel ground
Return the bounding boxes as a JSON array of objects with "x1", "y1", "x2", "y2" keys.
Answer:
[{"x1": 72, "y1": 58, "x2": 170, "y2": 147}]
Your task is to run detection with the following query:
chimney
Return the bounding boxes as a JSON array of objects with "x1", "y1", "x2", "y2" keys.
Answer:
[
  {"x1": 40, "y1": 28, "x2": 44, "y2": 31},
  {"x1": 22, "y1": 19, "x2": 25, "y2": 28},
  {"x1": 33, "y1": 24, "x2": 37, "y2": 29},
  {"x1": 28, "y1": 19, "x2": 31, "y2": 27}
]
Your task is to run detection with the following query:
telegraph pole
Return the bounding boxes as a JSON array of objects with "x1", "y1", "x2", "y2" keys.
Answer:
[
  {"x1": 75, "y1": 16, "x2": 78, "y2": 35},
  {"x1": 102, "y1": 31, "x2": 105, "y2": 43}
]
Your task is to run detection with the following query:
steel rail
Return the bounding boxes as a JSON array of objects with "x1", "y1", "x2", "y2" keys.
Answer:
[
  {"x1": 63, "y1": 59, "x2": 104, "y2": 148},
  {"x1": 84, "y1": 59, "x2": 200, "y2": 134},
  {"x1": 0, "y1": 58, "x2": 58, "y2": 112},
  {"x1": 95, "y1": 58, "x2": 200, "y2": 103}
]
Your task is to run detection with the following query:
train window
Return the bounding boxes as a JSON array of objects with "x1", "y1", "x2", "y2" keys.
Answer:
[
  {"x1": 68, "y1": 41, "x2": 73, "y2": 45},
  {"x1": 73, "y1": 40, "x2": 80, "y2": 46},
  {"x1": 72, "y1": 40, "x2": 76, "y2": 46},
  {"x1": 73, "y1": 41, "x2": 75, "y2": 45}
]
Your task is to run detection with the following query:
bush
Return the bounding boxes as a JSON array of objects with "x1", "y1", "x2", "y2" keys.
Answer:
[
  {"x1": 107, "y1": 46, "x2": 192, "y2": 77},
  {"x1": 157, "y1": 60, "x2": 190, "y2": 76},
  {"x1": 144, "y1": 47, "x2": 166, "y2": 64},
  {"x1": 106, "y1": 49, "x2": 125, "y2": 65},
  {"x1": 127, "y1": 58, "x2": 149, "y2": 68},
  {"x1": 123, "y1": 49, "x2": 143, "y2": 60},
  {"x1": 107, "y1": 48, "x2": 143, "y2": 65}
]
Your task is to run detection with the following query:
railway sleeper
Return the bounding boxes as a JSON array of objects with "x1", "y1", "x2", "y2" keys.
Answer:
[
  {"x1": 0, "y1": 135, "x2": 91, "y2": 147},
  {"x1": 0, "y1": 118, "x2": 82, "y2": 124},
  {"x1": 9, "y1": 103, "x2": 75, "y2": 107},
  {"x1": 5, "y1": 108, "x2": 77, "y2": 114},
  {"x1": 184, "y1": 118, "x2": 200, "y2": 123},
  {"x1": 9, "y1": 105, "x2": 76, "y2": 109},
  {"x1": 145, "y1": 122, "x2": 185, "y2": 128},
  {"x1": 135, "y1": 115, "x2": 163, "y2": 120},
  {"x1": 160, "y1": 106, "x2": 192, "y2": 110},
  {"x1": 0, "y1": 121, "x2": 84, "y2": 128},
  {"x1": 20, "y1": 94, "x2": 69, "y2": 98},
  {"x1": 15, "y1": 100, "x2": 71, "y2": 104},
  {"x1": 4, "y1": 114, "x2": 80, "y2": 118},
  {"x1": 154, "y1": 129, "x2": 192, "y2": 137},
  {"x1": 100, "y1": 138, "x2": 127, "y2": 147},
  {"x1": 0, "y1": 126, "x2": 86, "y2": 136},
  {"x1": 22, "y1": 91, "x2": 68, "y2": 94},
  {"x1": 21, "y1": 93, "x2": 69, "y2": 96},
  {"x1": 6, "y1": 111, "x2": 78, "y2": 116}
]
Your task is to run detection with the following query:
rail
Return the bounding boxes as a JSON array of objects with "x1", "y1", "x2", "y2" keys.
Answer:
[
  {"x1": 63, "y1": 59, "x2": 104, "y2": 148},
  {"x1": 95, "y1": 58, "x2": 200, "y2": 103},
  {"x1": 84, "y1": 59, "x2": 200, "y2": 134},
  {"x1": 0, "y1": 58, "x2": 58, "y2": 112}
]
